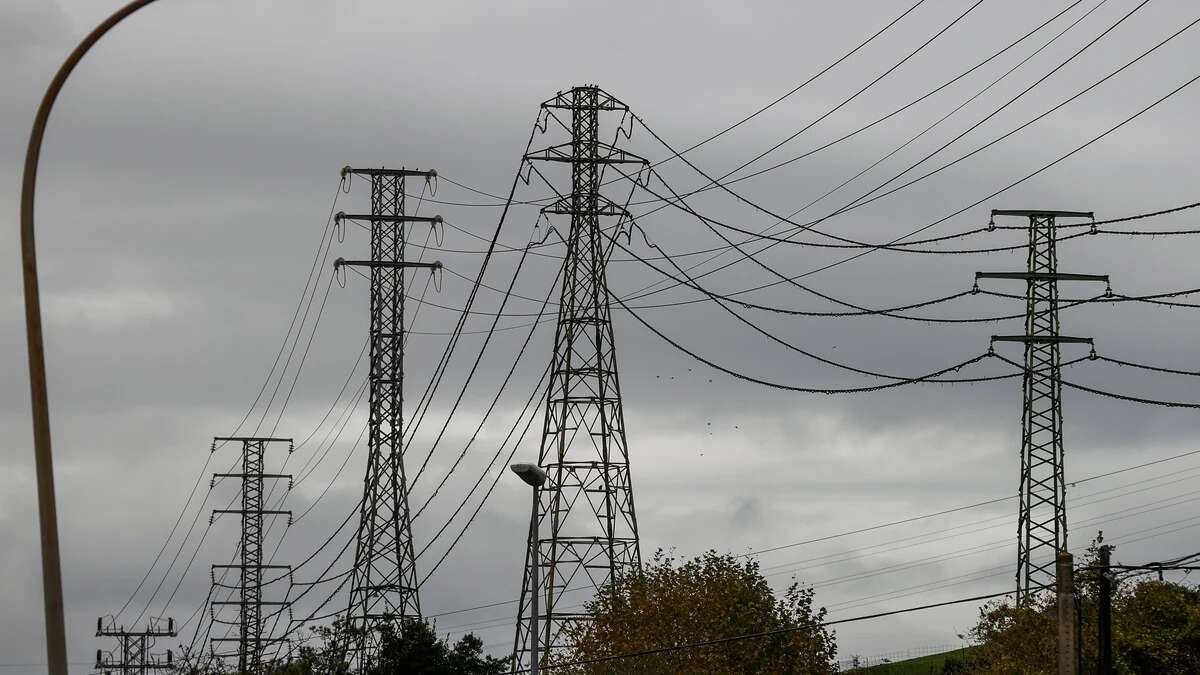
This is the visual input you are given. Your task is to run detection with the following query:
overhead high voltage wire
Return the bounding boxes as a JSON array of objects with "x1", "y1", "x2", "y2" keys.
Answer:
[
  {"x1": 227, "y1": 121, "x2": 552, "y2": 665},
  {"x1": 432, "y1": 0, "x2": 1086, "y2": 258},
  {"x1": 420, "y1": 447, "x2": 1200, "y2": 629},
  {"x1": 411, "y1": 252, "x2": 565, "y2": 519},
  {"x1": 826, "y1": 4, "x2": 1196, "y2": 216},
  {"x1": 616, "y1": 4, "x2": 1186, "y2": 304},
  {"x1": 629, "y1": 0, "x2": 1154, "y2": 262},
  {"x1": 434, "y1": 472, "x2": 1200, "y2": 635},
  {"x1": 177, "y1": 178, "x2": 441, "y2": 659},
  {"x1": 641, "y1": 0, "x2": 990, "y2": 210},
  {"x1": 423, "y1": 0, "x2": 935, "y2": 210},
  {"x1": 500, "y1": 591, "x2": 1017, "y2": 673},
  {"x1": 111, "y1": 179, "x2": 346, "y2": 625},
  {"x1": 625, "y1": 66, "x2": 1200, "y2": 313},
  {"x1": 412, "y1": 165, "x2": 643, "y2": 580},
  {"x1": 406, "y1": 216, "x2": 1200, "y2": 321},
  {"x1": 406, "y1": 226, "x2": 544, "y2": 491},
  {"x1": 525, "y1": 165, "x2": 1029, "y2": 382},
  {"x1": 988, "y1": 353, "x2": 1200, "y2": 409},
  {"x1": 396, "y1": 123, "x2": 544, "y2": 490},
  {"x1": 632, "y1": 0, "x2": 1092, "y2": 214},
  {"x1": 452, "y1": 505, "x2": 1200, "y2": 639},
  {"x1": 416, "y1": 373, "x2": 548, "y2": 587}
]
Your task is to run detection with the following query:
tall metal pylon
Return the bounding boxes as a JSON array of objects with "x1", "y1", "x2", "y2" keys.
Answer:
[
  {"x1": 207, "y1": 436, "x2": 294, "y2": 673},
  {"x1": 335, "y1": 167, "x2": 442, "y2": 665},
  {"x1": 977, "y1": 208, "x2": 1108, "y2": 601},
  {"x1": 95, "y1": 616, "x2": 175, "y2": 673},
  {"x1": 513, "y1": 85, "x2": 648, "y2": 670}
]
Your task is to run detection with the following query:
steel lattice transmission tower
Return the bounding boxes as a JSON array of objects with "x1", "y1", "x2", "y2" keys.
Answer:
[
  {"x1": 512, "y1": 85, "x2": 649, "y2": 670},
  {"x1": 335, "y1": 167, "x2": 442, "y2": 664},
  {"x1": 208, "y1": 436, "x2": 293, "y2": 673},
  {"x1": 978, "y1": 209, "x2": 1108, "y2": 601},
  {"x1": 95, "y1": 617, "x2": 175, "y2": 673}
]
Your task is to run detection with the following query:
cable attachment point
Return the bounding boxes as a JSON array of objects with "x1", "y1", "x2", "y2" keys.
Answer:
[
  {"x1": 971, "y1": 281, "x2": 980, "y2": 295},
  {"x1": 431, "y1": 262, "x2": 444, "y2": 293},
  {"x1": 531, "y1": 213, "x2": 543, "y2": 244},
  {"x1": 1090, "y1": 217, "x2": 1098, "y2": 235},
  {"x1": 432, "y1": 215, "x2": 445, "y2": 246},
  {"x1": 427, "y1": 170, "x2": 439, "y2": 197},
  {"x1": 1089, "y1": 345, "x2": 1098, "y2": 360},
  {"x1": 986, "y1": 344, "x2": 996, "y2": 357},
  {"x1": 333, "y1": 211, "x2": 346, "y2": 243},
  {"x1": 987, "y1": 216, "x2": 996, "y2": 232},
  {"x1": 518, "y1": 159, "x2": 534, "y2": 186},
  {"x1": 618, "y1": 110, "x2": 635, "y2": 141},
  {"x1": 333, "y1": 257, "x2": 347, "y2": 288},
  {"x1": 1104, "y1": 284, "x2": 1113, "y2": 298},
  {"x1": 340, "y1": 166, "x2": 352, "y2": 193}
]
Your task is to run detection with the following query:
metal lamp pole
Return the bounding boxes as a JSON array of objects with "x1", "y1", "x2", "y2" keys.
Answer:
[
  {"x1": 21, "y1": 3, "x2": 163, "y2": 672},
  {"x1": 510, "y1": 463, "x2": 547, "y2": 675}
]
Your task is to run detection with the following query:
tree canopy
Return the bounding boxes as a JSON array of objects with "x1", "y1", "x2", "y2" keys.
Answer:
[
  {"x1": 559, "y1": 549, "x2": 838, "y2": 674},
  {"x1": 962, "y1": 541, "x2": 1200, "y2": 674}
]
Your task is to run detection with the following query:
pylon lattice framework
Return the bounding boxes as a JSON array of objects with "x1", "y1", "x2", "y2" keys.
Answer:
[
  {"x1": 979, "y1": 209, "x2": 1107, "y2": 600},
  {"x1": 338, "y1": 167, "x2": 441, "y2": 665},
  {"x1": 513, "y1": 85, "x2": 647, "y2": 670},
  {"x1": 95, "y1": 617, "x2": 175, "y2": 673},
  {"x1": 208, "y1": 436, "x2": 293, "y2": 673}
]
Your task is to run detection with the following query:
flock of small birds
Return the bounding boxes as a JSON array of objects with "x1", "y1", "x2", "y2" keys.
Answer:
[{"x1": 651, "y1": 367, "x2": 741, "y2": 457}]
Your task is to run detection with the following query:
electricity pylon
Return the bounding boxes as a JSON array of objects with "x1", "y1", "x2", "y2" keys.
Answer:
[
  {"x1": 978, "y1": 209, "x2": 1108, "y2": 601},
  {"x1": 95, "y1": 616, "x2": 175, "y2": 673},
  {"x1": 208, "y1": 436, "x2": 293, "y2": 673},
  {"x1": 335, "y1": 166, "x2": 441, "y2": 666},
  {"x1": 513, "y1": 85, "x2": 648, "y2": 671}
]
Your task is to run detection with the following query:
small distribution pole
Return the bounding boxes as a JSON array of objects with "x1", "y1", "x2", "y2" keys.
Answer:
[
  {"x1": 1098, "y1": 544, "x2": 1114, "y2": 675},
  {"x1": 978, "y1": 208, "x2": 1109, "y2": 601},
  {"x1": 1056, "y1": 551, "x2": 1079, "y2": 675},
  {"x1": 208, "y1": 436, "x2": 293, "y2": 674},
  {"x1": 95, "y1": 616, "x2": 175, "y2": 673}
]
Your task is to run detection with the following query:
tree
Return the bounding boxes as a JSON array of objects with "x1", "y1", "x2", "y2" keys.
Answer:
[
  {"x1": 962, "y1": 540, "x2": 1200, "y2": 674},
  {"x1": 177, "y1": 617, "x2": 506, "y2": 675},
  {"x1": 559, "y1": 549, "x2": 838, "y2": 674}
]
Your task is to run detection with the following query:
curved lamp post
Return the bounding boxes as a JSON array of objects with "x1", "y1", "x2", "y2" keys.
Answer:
[
  {"x1": 21, "y1": 2, "x2": 163, "y2": 672},
  {"x1": 510, "y1": 462, "x2": 547, "y2": 675}
]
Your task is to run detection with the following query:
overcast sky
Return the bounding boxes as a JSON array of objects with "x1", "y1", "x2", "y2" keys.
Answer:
[{"x1": 4, "y1": 0, "x2": 1200, "y2": 672}]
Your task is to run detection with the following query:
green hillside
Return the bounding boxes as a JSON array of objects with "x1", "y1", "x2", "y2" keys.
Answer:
[{"x1": 858, "y1": 647, "x2": 970, "y2": 673}]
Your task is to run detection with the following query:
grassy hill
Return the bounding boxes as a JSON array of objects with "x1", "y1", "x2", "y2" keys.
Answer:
[{"x1": 853, "y1": 647, "x2": 970, "y2": 673}]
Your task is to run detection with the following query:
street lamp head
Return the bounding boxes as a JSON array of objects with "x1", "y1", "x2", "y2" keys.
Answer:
[{"x1": 510, "y1": 463, "x2": 547, "y2": 488}]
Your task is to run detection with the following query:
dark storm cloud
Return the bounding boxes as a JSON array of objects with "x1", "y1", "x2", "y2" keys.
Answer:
[{"x1": 5, "y1": 1, "x2": 1200, "y2": 672}]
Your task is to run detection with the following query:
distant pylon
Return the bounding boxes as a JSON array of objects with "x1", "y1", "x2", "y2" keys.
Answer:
[
  {"x1": 978, "y1": 209, "x2": 1108, "y2": 601},
  {"x1": 512, "y1": 85, "x2": 648, "y2": 670},
  {"x1": 95, "y1": 616, "x2": 175, "y2": 673},
  {"x1": 335, "y1": 167, "x2": 442, "y2": 666},
  {"x1": 207, "y1": 436, "x2": 294, "y2": 673}
]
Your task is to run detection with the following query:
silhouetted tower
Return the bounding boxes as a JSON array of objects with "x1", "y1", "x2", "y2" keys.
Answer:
[
  {"x1": 208, "y1": 436, "x2": 293, "y2": 673},
  {"x1": 513, "y1": 85, "x2": 648, "y2": 670},
  {"x1": 95, "y1": 617, "x2": 175, "y2": 673},
  {"x1": 977, "y1": 209, "x2": 1107, "y2": 601},
  {"x1": 335, "y1": 167, "x2": 442, "y2": 665}
]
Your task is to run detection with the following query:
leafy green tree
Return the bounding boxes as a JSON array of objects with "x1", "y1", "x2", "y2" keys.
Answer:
[
  {"x1": 178, "y1": 617, "x2": 505, "y2": 675},
  {"x1": 963, "y1": 540, "x2": 1200, "y2": 674},
  {"x1": 560, "y1": 549, "x2": 838, "y2": 674}
]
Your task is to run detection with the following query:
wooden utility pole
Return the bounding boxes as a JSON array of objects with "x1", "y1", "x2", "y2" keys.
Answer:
[
  {"x1": 1098, "y1": 545, "x2": 1114, "y2": 675},
  {"x1": 1056, "y1": 550, "x2": 1079, "y2": 675}
]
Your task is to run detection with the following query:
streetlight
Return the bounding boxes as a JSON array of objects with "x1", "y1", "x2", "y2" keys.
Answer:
[{"x1": 510, "y1": 463, "x2": 546, "y2": 675}]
